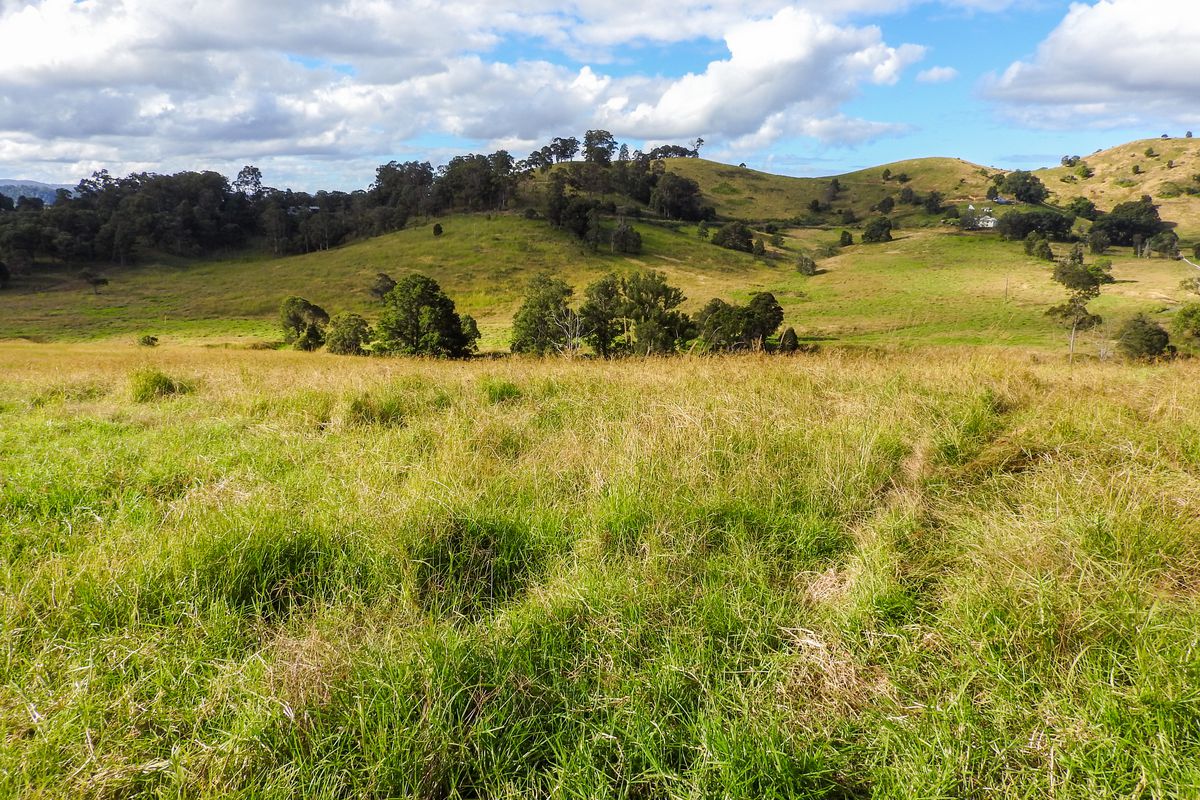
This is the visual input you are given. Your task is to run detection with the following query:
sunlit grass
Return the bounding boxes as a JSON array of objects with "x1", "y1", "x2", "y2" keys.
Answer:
[{"x1": 1, "y1": 342, "x2": 1198, "y2": 797}]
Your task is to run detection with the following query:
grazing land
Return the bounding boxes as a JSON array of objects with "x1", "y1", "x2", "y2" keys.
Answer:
[
  {"x1": 2, "y1": 343, "x2": 1199, "y2": 797},
  {"x1": 0, "y1": 217, "x2": 1192, "y2": 352}
]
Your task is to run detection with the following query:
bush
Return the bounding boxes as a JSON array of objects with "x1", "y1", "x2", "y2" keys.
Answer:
[
  {"x1": 839, "y1": 231, "x2": 853, "y2": 247},
  {"x1": 137, "y1": 334, "x2": 159, "y2": 347},
  {"x1": 325, "y1": 312, "x2": 373, "y2": 355},
  {"x1": 778, "y1": 327, "x2": 799, "y2": 353},
  {"x1": 1173, "y1": 303, "x2": 1200, "y2": 341},
  {"x1": 130, "y1": 368, "x2": 192, "y2": 402},
  {"x1": 796, "y1": 255, "x2": 817, "y2": 276},
  {"x1": 1116, "y1": 314, "x2": 1170, "y2": 359},
  {"x1": 862, "y1": 216, "x2": 893, "y2": 244},
  {"x1": 433, "y1": 223, "x2": 444, "y2": 236},
  {"x1": 711, "y1": 221, "x2": 754, "y2": 252}
]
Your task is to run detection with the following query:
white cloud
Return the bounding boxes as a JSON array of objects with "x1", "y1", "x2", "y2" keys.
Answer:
[
  {"x1": 916, "y1": 66, "x2": 958, "y2": 83},
  {"x1": 0, "y1": 1, "x2": 967, "y2": 187},
  {"x1": 985, "y1": 0, "x2": 1200, "y2": 128}
]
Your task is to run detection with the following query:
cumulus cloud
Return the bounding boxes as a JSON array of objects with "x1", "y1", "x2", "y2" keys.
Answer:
[
  {"x1": 985, "y1": 0, "x2": 1200, "y2": 128},
  {"x1": 0, "y1": 0, "x2": 984, "y2": 186},
  {"x1": 916, "y1": 66, "x2": 958, "y2": 83}
]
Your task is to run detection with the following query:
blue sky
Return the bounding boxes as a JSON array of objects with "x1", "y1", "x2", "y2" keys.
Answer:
[{"x1": 0, "y1": 0, "x2": 1196, "y2": 190}]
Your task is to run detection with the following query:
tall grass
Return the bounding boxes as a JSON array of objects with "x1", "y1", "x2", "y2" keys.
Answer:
[{"x1": 0, "y1": 343, "x2": 1198, "y2": 797}]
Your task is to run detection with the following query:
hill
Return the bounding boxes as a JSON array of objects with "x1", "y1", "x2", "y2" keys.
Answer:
[
  {"x1": 1, "y1": 212, "x2": 1192, "y2": 353},
  {"x1": 1035, "y1": 137, "x2": 1200, "y2": 236},
  {"x1": 0, "y1": 179, "x2": 71, "y2": 205},
  {"x1": 663, "y1": 156, "x2": 998, "y2": 222}
]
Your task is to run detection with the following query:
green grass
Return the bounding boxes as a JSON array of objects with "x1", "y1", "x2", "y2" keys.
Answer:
[
  {"x1": 1, "y1": 343, "x2": 1198, "y2": 797},
  {"x1": 2, "y1": 214, "x2": 1195, "y2": 354}
]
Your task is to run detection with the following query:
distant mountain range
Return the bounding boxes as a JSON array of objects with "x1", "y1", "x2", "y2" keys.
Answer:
[{"x1": 0, "y1": 179, "x2": 74, "y2": 205}]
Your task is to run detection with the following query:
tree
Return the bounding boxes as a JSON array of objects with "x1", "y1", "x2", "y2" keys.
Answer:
[
  {"x1": 649, "y1": 173, "x2": 705, "y2": 220},
  {"x1": 511, "y1": 273, "x2": 574, "y2": 355},
  {"x1": 899, "y1": 186, "x2": 916, "y2": 205},
  {"x1": 875, "y1": 196, "x2": 895, "y2": 214},
  {"x1": 752, "y1": 238, "x2": 766, "y2": 257},
  {"x1": 0, "y1": 260, "x2": 8, "y2": 289},
  {"x1": 862, "y1": 216, "x2": 893, "y2": 244},
  {"x1": 433, "y1": 223, "x2": 443, "y2": 237},
  {"x1": 370, "y1": 272, "x2": 397, "y2": 300},
  {"x1": 1000, "y1": 171, "x2": 1049, "y2": 203},
  {"x1": 778, "y1": 327, "x2": 799, "y2": 353},
  {"x1": 1173, "y1": 303, "x2": 1200, "y2": 342},
  {"x1": 621, "y1": 270, "x2": 692, "y2": 355},
  {"x1": 280, "y1": 296, "x2": 329, "y2": 350},
  {"x1": 1148, "y1": 230, "x2": 1179, "y2": 257},
  {"x1": 376, "y1": 274, "x2": 478, "y2": 357},
  {"x1": 610, "y1": 218, "x2": 642, "y2": 254},
  {"x1": 233, "y1": 165, "x2": 263, "y2": 197},
  {"x1": 796, "y1": 254, "x2": 817, "y2": 275},
  {"x1": 1116, "y1": 314, "x2": 1170, "y2": 359},
  {"x1": 583, "y1": 130, "x2": 618, "y2": 166},
  {"x1": 881, "y1": 168, "x2": 892, "y2": 181},
  {"x1": 79, "y1": 269, "x2": 109, "y2": 294},
  {"x1": 1092, "y1": 196, "x2": 1164, "y2": 245},
  {"x1": 579, "y1": 273, "x2": 625, "y2": 358},
  {"x1": 711, "y1": 221, "x2": 754, "y2": 252},
  {"x1": 997, "y1": 210, "x2": 1074, "y2": 241},
  {"x1": 922, "y1": 191, "x2": 944, "y2": 215},
  {"x1": 1086, "y1": 229, "x2": 1110, "y2": 254},
  {"x1": 839, "y1": 231, "x2": 853, "y2": 247},
  {"x1": 1065, "y1": 196, "x2": 1098, "y2": 220},
  {"x1": 325, "y1": 312, "x2": 373, "y2": 355},
  {"x1": 1047, "y1": 253, "x2": 1109, "y2": 359},
  {"x1": 551, "y1": 137, "x2": 580, "y2": 163},
  {"x1": 694, "y1": 292, "x2": 782, "y2": 351}
]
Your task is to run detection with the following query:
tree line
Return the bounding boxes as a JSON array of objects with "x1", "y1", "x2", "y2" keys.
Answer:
[
  {"x1": 0, "y1": 130, "x2": 704, "y2": 275},
  {"x1": 284, "y1": 268, "x2": 801, "y2": 359}
]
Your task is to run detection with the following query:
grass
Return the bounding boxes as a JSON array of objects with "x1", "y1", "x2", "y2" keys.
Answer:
[
  {"x1": 1, "y1": 342, "x2": 1198, "y2": 797},
  {"x1": 2, "y1": 214, "x2": 1195, "y2": 354}
]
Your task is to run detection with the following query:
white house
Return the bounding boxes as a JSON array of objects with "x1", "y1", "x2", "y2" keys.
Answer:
[{"x1": 976, "y1": 215, "x2": 999, "y2": 229}]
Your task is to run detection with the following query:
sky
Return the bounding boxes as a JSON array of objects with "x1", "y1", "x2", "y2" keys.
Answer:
[{"x1": 0, "y1": 0, "x2": 1197, "y2": 191}]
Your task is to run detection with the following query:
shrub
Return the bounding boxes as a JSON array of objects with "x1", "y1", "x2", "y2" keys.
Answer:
[
  {"x1": 778, "y1": 327, "x2": 799, "y2": 353},
  {"x1": 280, "y1": 296, "x2": 329, "y2": 350},
  {"x1": 433, "y1": 223, "x2": 444, "y2": 236},
  {"x1": 839, "y1": 231, "x2": 853, "y2": 247},
  {"x1": 796, "y1": 255, "x2": 818, "y2": 276},
  {"x1": 1116, "y1": 314, "x2": 1170, "y2": 359},
  {"x1": 862, "y1": 216, "x2": 893, "y2": 244},
  {"x1": 137, "y1": 334, "x2": 159, "y2": 347},
  {"x1": 130, "y1": 368, "x2": 192, "y2": 402},
  {"x1": 1173, "y1": 303, "x2": 1200, "y2": 341},
  {"x1": 325, "y1": 312, "x2": 373, "y2": 355},
  {"x1": 711, "y1": 221, "x2": 754, "y2": 252}
]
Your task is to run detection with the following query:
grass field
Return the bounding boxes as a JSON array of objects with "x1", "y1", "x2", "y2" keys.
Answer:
[
  {"x1": 2, "y1": 343, "x2": 1199, "y2": 798},
  {"x1": 2, "y1": 215, "x2": 1194, "y2": 354}
]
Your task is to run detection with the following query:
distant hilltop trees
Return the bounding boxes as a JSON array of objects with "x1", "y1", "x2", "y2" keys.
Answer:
[{"x1": 0, "y1": 130, "x2": 704, "y2": 272}]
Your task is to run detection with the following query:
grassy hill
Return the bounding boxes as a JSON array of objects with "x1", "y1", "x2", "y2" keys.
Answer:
[
  {"x1": 1035, "y1": 137, "x2": 1200, "y2": 237},
  {"x1": 1, "y1": 212, "x2": 1194, "y2": 353},
  {"x1": 2, "y1": 344, "x2": 1198, "y2": 797},
  {"x1": 664, "y1": 156, "x2": 998, "y2": 222}
]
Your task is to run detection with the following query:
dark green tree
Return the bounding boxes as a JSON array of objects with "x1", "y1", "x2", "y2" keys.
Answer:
[
  {"x1": 778, "y1": 327, "x2": 799, "y2": 353},
  {"x1": 610, "y1": 219, "x2": 642, "y2": 254},
  {"x1": 1086, "y1": 229, "x2": 1110, "y2": 254},
  {"x1": 280, "y1": 296, "x2": 329, "y2": 350},
  {"x1": 839, "y1": 230, "x2": 853, "y2": 247},
  {"x1": 621, "y1": 270, "x2": 692, "y2": 355},
  {"x1": 511, "y1": 273, "x2": 574, "y2": 355},
  {"x1": 579, "y1": 273, "x2": 625, "y2": 358},
  {"x1": 0, "y1": 260, "x2": 8, "y2": 289},
  {"x1": 796, "y1": 254, "x2": 817, "y2": 275},
  {"x1": 583, "y1": 130, "x2": 618, "y2": 165},
  {"x1": 376, "y1": 274, "x2": 478, "y2": 357},
  {"x1": 1000, "y1": 171, "x2": 1049, "y2": 203},
  {"x1": 862, "y1": 216, "x2": 893, "y2": 244},
  {"x1": 1116, "y1": 314, "x2": 1170, "y2": 359},
  {"x1": 711, "y1": 221, "x2": 754, "y2": 252},
  {"x1": 325, "y1": 312, "x2": 373, "y2": 355}
]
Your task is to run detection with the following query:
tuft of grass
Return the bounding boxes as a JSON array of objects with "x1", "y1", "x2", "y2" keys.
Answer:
[
  {"x1": 480, "y1": 376, "x2": 523, "y2": 404},
  {"x1": 129, "y1": 367, "x2": 193, "y2": 402}
]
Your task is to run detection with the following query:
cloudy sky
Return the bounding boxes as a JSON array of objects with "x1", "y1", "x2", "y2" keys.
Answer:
[{"x1": 1, "y1": 0, "x2": 1197, "y2": 190}]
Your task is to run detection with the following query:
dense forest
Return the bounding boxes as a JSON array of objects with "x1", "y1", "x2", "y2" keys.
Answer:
[{"x1": 0, "y1": 131, "x2": 706, "y2": 272}]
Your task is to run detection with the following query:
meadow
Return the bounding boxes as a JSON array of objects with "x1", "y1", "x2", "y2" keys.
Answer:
[
  {"x1": 0, "y1": 215, "x2": 1192, "y2": 354},
  {"x1": 2, "y1": 342, "x2": 1198, "y2": 798}
]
